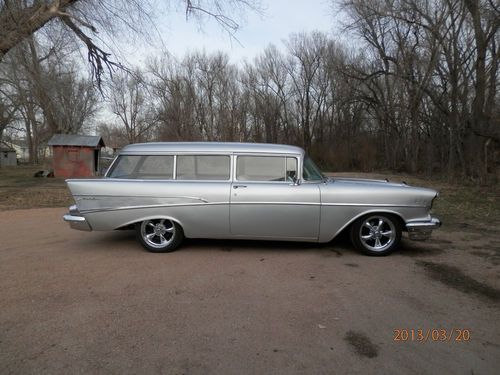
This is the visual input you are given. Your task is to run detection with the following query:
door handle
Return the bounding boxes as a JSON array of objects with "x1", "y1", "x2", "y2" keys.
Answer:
[{"x1": 233, "y1": 185, "x2": 247, "y2": 189}]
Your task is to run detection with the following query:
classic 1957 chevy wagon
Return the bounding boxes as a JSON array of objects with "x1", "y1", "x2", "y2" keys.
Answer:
[{"x1": 63, "y1": 142, "x2": 441, "y2": 255}]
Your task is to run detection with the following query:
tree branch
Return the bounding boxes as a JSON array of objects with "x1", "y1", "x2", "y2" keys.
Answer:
[{"x1": 59, "y1": 15, "x2": 124, "y2": 91}]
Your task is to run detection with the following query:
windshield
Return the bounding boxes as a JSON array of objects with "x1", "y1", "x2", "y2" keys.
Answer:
[{"x1": 303, "y1": 155, "x2": 325, "y2": 181}]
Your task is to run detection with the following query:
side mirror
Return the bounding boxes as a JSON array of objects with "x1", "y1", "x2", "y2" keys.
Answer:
[{"x1": 290, "y1": 176, "x2": 301, "y2": 186}]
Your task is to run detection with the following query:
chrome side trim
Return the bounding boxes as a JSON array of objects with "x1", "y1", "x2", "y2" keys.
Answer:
[
  {"x1": 78, "y1": 201, "x2": 428, "y2": 215},
  {"x1": 79, "y1": 201, "x2": 317, "y2": 214},
  {"x1": 322, "y1": 203, "x2": 427, "y2": 208},
  {"x1": 75, "y1": 195, "x2": 209, "y2": 203},
  {"x1": 233, "y1": 202, "x2": 425, "y2": 207},
  {"x1": 231, "y1": 201, "x2": 318, "y2": 206},
  {"x1": 74, "y1": 197, "x2": 426, "y2": 208},
  {"x1": 79, "y1": 202, "x2": 228, "y2": 214}
]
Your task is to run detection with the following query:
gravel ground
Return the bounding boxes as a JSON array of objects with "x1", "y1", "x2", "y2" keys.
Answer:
[{"x1": 0, "y1": 208, "x2": 499, "y2": 374}]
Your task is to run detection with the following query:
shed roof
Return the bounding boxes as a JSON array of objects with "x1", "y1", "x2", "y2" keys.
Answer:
[
  {"x1": 48, "y1": 134, "x2": 105, "y2": 148},
  {"x1": 0, "y1": 142, "x2": 16, "y2": 152}
]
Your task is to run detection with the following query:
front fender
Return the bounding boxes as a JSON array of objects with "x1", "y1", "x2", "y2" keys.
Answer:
[{"x1": 318, "y1": 205, "x2": 431, "y2": 242}]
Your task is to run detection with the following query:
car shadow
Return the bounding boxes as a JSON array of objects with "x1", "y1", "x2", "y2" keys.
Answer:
[
  {"x1": 177, "y1": 227, "x2": 355, "y2": 256},
  {"x1": 395, "y1": 239, "x2": 445, "y2": 257},
  {"x1": 79, "y1": 229, "x2": 445, "y2": 258},
  {"x1": 82, "y1": 228, "x2": 358, "y2": 256}
]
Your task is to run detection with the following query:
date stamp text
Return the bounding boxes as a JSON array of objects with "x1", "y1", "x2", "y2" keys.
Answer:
[{"x1": 393, "y1": 329, "x2": 471, "y2": 342}]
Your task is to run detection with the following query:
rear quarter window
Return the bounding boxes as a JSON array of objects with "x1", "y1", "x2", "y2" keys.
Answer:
[{"x1": 108, "y1": 155, "x2": 174, "y2": 179}]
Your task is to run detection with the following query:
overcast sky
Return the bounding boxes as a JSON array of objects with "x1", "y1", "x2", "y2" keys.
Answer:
[
  {"x1": 117, "y1": 0, "x2": 339, "y2": 66},
  {"x1": 93, "y1": 0, "x2": 342, "y2": 125}
]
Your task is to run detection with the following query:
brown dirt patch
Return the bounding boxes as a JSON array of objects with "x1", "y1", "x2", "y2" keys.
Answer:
[
  {"x1": 344, "y1": 331, "x2": 378, "y2": 358},
  {"x1": 416, "y1": 260, "x2": 500, "y2": 303},
  {"x1": 1, "y1": 208, "x2": 499, "y2": 374}
]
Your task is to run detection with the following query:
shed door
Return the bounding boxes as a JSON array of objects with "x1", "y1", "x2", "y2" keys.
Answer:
[{"x1": 94, "y1": 149, "x2": 100, "y2": 173}]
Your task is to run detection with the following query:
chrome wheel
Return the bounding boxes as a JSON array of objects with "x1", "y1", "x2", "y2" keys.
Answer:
[
  {"x1": 359, "y1": 215, "x2": 396, "y2": 252},
  {"x1": 140, "y1": 219, "x2": 176, "y2": 249}
]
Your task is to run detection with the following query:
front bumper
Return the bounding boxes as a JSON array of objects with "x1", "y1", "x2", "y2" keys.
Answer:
[
  {"x1": 63, "y1": 205, "x2": 92, "y2": 231},
  {"x1": 405, "y1": 217, "x2": 441, "y2": 241}
]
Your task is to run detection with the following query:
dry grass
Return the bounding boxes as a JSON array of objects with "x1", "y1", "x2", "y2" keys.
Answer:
[
  {"x1": 331, "y1": 172, "x2": 500, "y2": 229},
  {"x1": 1, "y1": 167, "x2": 498, "y2": 230},
  {"x1": 0, "y1": 165, "x2": 73, "y2": 211}
]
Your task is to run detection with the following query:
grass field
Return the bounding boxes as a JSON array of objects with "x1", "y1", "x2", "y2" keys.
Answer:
[
  {"x1": 0, "y1": 165, "x2": 73, "y2": 211},
  {"x1": 0, "y1": 166, "x2": 499, "y2": 230},
  {"x1": 331, "y1": 172, "x2": 500, "y2": 230}
]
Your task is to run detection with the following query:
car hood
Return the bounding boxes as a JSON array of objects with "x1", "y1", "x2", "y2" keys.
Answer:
[
  {"x1": 327, "y1": 176, "x2": 406, "y2": 188},
  {"x1": 321, "y1": 177, "x2": 438, "y2": 207}
]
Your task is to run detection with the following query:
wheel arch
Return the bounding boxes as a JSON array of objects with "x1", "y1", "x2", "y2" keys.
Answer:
[
  {"x1": 324, "y1": 209, "x2": 406, "y2": 242},
  {"x1": 117, "y1": 215, "x2": 186, "y2": 233}
]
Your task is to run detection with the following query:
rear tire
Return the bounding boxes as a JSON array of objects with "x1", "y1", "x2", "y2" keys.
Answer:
[
  {"x1": 136, "y1": 219, "x2": 184, "y2": 253},
  {"x1": 350, "y1": 214, "x2": 402, "y2": 256}
]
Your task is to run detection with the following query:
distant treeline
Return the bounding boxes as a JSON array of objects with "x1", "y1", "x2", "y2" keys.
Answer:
[
  {"x1": 1, "y1": 0, "x2": 498, "y2": 181},
  {"x1": 103, "y1": 0, "x2": 500, "y2": 181}
]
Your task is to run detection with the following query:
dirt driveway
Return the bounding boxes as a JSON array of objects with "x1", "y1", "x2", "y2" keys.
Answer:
[{"x1": 0, "y1": 207, "x2": 499, "y2": 374}]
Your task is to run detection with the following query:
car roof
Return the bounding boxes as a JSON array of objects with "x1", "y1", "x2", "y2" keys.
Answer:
[{"x1": 119, "y1": 142, "x2": 305, "y2": 156}]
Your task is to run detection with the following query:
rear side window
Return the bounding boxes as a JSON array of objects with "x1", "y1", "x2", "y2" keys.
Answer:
[
  {"x1": 137, "y1": 156, "x2": 174, "y2": 179},
  {"x1": 237, "y1": 156, "x2": 297, "y2": 181},
  {"x1": 108, "y1": 155, "x2": 141, "y2": 178},
  {"x1": 108, "y1": 155, "x2": 174, "y2": 179},
  {"x1": 176, "y1": 155, "x2": 230, "y2": 180}
]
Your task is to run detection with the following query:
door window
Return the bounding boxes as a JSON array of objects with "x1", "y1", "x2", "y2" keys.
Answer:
[
  {"x1": 236, "y1": 156, "x2": 297, "y2": 182},
  {"x1": 303, "y1": 156, "x2": 324, "y2": 181}
]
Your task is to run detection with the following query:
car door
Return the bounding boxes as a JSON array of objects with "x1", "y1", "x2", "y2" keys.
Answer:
[{"x1": 230, "y1": 154, "x2": 320, "y2": 240}]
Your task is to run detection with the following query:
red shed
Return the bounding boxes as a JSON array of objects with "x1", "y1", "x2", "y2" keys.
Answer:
[{"x1": 48, "y1": 134, "x2": 105, "y2": 178}]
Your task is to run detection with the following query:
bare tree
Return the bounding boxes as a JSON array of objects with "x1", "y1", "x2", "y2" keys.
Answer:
[
  {"x1": 149, "y1": 55, "x2": 204, "y2": 141},
  {"x1": 149, "y1": 51, "x2": 243, "y2": 142},
  {"x1": 1, "y1": 33, "x2": 97, "y2": 162},
  {"x1": 0, "y1": 65, "x2": 20, "y2": 146},
  {"x1": 245, "y1": 45, "x2": 290, "y2": 143},
  {"x1": 0, "y1": 0, "x2": 261, "y2": 86},
  {"x1": 338, "y1": 0, "x2": 499, "y2": 179},
  {"x1": 46, "y1": 66, "x2": 98, "y2": 134},
  {"x1": 109, "y1": 70, "x2": 157, "y2": 143}
]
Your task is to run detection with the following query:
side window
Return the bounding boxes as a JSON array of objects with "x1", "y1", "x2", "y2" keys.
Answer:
[
  {"x1": 107, "y1": 155, "x2": 174, "y2": 179},
  {"x1": 286, "y1": 157, "x2": 297, "y2": 181},
  {"x1": 108, "y1": 155, "x2": 141, "y2": 178},
  {"x1": 303, "y1": 155, "x2": 324, "y2": 181},
  {"x1": 176, "y1": 155, "x2": 230, "y2": 180},
  {"x1": 237, "y1": 156, "x2": 296, "y2": 181},
  {"x1": 136, "y1": 156, "x2": 174, "y2": 179}
]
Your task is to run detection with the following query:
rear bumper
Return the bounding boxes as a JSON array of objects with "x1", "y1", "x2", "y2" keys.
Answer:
[
  {"x1": 405, "y1": 217, "x2": 441, "y2": 241},
  {"x1": 63, "y1": 205, "x2": 92, "y2": 231}
]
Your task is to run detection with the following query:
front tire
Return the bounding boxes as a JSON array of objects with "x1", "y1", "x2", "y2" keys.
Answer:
[
  {"x1": 350, "y1": 214, "x2": 402, "y2": 256},
  {"x1": 136, "y1": 219, "x2": 184, "y2": 253}
]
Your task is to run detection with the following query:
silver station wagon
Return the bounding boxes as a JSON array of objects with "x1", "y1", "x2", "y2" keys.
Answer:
[{"x1": 64, "y1": 142, "x2": 441, "y2": 255}]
